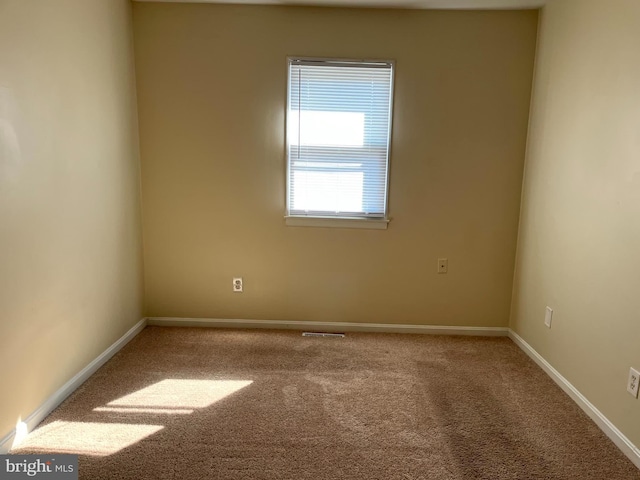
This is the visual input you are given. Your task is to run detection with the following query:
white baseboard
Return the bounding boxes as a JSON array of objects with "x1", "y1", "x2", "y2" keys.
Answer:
[
  {"x1": 146, "y1": 317, "x2": 510, "y2": 336},
  {"x1": 0, "y1": 318, "x2": 147, "y2": 454},
  {"x1": 509, "y1": 330, "x2": 640, "y2": 470}
]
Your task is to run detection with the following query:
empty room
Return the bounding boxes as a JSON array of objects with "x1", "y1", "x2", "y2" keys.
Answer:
[{"x1": 0, "y1": 0, "x2": 639, "y2": 478}]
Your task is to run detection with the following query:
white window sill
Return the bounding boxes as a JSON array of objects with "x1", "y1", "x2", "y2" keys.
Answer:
[{"x1": 285, "y1": 216, "x2": 389, "y2": 230}]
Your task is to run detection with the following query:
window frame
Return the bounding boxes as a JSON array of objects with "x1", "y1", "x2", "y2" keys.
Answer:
[{"x1": 284, "y1": 56, "x2": 395, "y2": 230}]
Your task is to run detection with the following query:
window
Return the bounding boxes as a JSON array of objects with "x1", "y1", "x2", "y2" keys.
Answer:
[{"x1": 286, "y1": 57, "x2": 394, "y2": 228}]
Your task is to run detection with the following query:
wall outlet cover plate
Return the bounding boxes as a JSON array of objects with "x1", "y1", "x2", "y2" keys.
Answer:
[
  {"x1": 437, "y1": 258, "x2": 448, "y2": 274},
  {"x1": 544, "y1": 306, "x2": 553, "y2": 328},
  {"x1": 628, "y1": 367, "x2": 640, "y2": 398}
]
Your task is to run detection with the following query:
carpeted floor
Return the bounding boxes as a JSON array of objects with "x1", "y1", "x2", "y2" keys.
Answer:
[{"x1": 12, "y1": 327, "x2": 640, "y2": 479}]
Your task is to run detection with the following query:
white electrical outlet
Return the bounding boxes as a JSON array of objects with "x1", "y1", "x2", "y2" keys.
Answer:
[
  {"x1": 628, "y1": 367, "x2": 640, "y2": 398},
  {"x1": 233, "y1": 277, "x2": 243, "y2": 293},
  {"x1": 544, "y1": 306, "x2": 553, "y2": 328},
  {"x1": 437, "y1": 258, "x2": 448, "y2": 274}
]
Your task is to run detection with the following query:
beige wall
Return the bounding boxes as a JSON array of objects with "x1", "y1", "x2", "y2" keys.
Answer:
[
  {"x1": 511, "y1": 0, "x2": 640, "y2": 448},
  {"x1": 0, "y1": 0, "x2": 144, "y2": 439},
  {"x1": 134, "y1": 4, "x2": 537, "y2": 326}
]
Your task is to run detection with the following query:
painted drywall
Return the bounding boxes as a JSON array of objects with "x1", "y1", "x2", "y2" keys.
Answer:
[
  {"x1": 0, "y1": 0, "x2": 144, "y2": 439},
  {"x1": 511, "y1": 0, "x2": 640, "y2": 448},
  {"x1": 133, "y1": 4, "x2": 537, "y2": 326}
]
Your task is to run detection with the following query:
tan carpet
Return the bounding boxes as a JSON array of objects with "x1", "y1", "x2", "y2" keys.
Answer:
[{"x1": 12, "y1": 327, "x2": 640, "y2": 479}]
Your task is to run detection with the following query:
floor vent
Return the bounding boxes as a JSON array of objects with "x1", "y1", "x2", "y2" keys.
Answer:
[{"x1": 302, "y1": 332, "x2": 345, "y2": 338}]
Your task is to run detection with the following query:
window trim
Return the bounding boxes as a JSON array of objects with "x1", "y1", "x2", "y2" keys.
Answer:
[
  {"x1": 285, "y1": 56, "x2": 395, "y2": 227},
  {"x1": 284, "y1": 215, "x2": 389, "y2": 230}
]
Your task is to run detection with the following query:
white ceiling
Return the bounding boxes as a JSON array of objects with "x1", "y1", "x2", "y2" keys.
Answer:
[{"x1": 132, "y1": 0, "x2": 545, "y2": 10}]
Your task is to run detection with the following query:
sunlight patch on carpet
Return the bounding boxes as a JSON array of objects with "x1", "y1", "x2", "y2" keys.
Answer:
[
  {"x1": 11, "y1": 417, "x2": 28, "y2": 449},
  {"x1": 93, "y1": 406, "x2": 194, "y2": 415},
  {"x1": 15, "y1": 421, "x2": 164, "y2": 456},
  {"x1": 107, "y1": 379, "x2": 253, "y2": 409}
]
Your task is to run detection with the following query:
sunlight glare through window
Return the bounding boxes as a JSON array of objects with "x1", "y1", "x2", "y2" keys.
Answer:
[
  {"x1": 289, "y1": 110, "x2": 365, "y2": 147},
  {"x1": 292, "y1": 170, "x2": 363, "y2": 212}
]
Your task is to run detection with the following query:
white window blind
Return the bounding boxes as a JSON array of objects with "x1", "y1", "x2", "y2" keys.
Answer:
[{"x1": 287, "y1": 58, "x2": 394, "y2": 219}]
